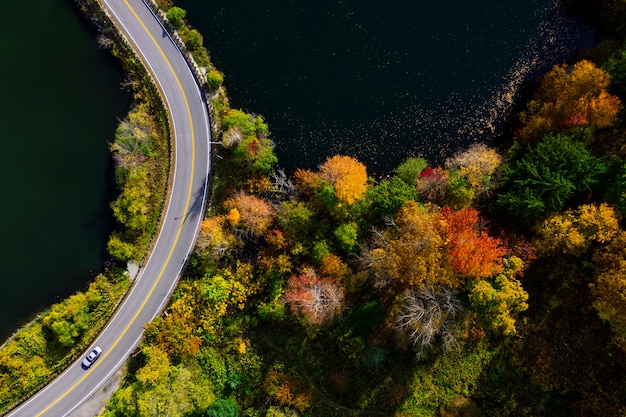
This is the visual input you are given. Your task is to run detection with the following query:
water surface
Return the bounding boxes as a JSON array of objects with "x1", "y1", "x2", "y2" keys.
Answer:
[
  {"x1": 0, "y1": 0, "x2": 129, "y2": 340},
  {"x1": 178, "y1": 0, "x2": 594, "y2": 175}
]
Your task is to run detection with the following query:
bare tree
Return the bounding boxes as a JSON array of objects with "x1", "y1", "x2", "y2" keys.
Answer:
[
  {"x1": 394, "y1": 285, "x2": 463, "y2": 358},
  {"x1": 271, "y1": 168, "x2": 296, "y2": 197}
]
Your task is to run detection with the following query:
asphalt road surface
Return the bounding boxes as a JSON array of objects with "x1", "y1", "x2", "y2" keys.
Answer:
[{"x1": 6, "y1": 0, "x2": 211, "y2": 415}]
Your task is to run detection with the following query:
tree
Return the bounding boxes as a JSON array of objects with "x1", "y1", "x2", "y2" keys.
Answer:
[
  {"x1": 196, "y1": 216, "x2": 239, "y2": 259},
  {"x1": 136, "y1": 345, "x2": 171, "y2": 386},
  {"x1": 395, "y1": 157, "x2": 428, "y2": 184},
  {"x1": 233, "y1": 136, "x2": 278, "y2": 175},
  {"x1": 284, "y1": 268, "x2": 345, "y2": 325},
  {"x1": 416, "y1": 167, "x2": 448, "y2": 203},
  {"x1": 371, "y1": 201, "x2": 457, "y2": 289},
  {"x1": 497, "y1": 133, "x2": 607, "y2": 225},
  {"x1": 206, "y1": 399, "x2": 239, "y2": 417},
  {"x1": 533, "y1": 203, "x2": 620, "y2": 255},
  {"x1": 318, "y1": 155, "x2": 368, "y2": 205},
  {"x1": 467, "y1": 256, "x2": 529, "y2": 336},
  {"x1": 166, "y1": 7, "x2": 186, "y2": 29},
  {"x1": 111, "y1": 166, "x2": 151, "y2": 232},
  {"x1": 442, "y1": 206, "x2": 506, "y2": 279},
  {"x1": 590, "y1": 232, "x2": 626, "y2": 339},
  {"x1": 368, "y1": 176, "x2": 418, "y2": 222},
  {"x1": 224, "y1": 192, "x2": 275, "y2": 236},
  {"x1": 42, "y1": 293, "x2": 91, "y2": 347},
  {"x1": 334, "y1": 222, "x2": 359, "y2": 252},
  {"x1": 445, "y1": 143, "x2": 502, "y2": 200},
  {"x1": 393, "y1": 285, "x2": 463, "y2": 356},
  {"x1": 518, "y1": 60, "x2": 622, "y2": 142}
]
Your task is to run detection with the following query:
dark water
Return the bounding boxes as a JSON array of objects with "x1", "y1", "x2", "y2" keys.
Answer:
[
  {"x1": 0, "y1": 0, "x2": 129, "y2": 341},
  {"x1": 178, "y1": 0, "x2": 594, "y2": 175}
]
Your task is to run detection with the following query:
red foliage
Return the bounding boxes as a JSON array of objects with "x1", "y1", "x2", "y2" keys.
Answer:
[
  {"x1": 442, "y1": 207, "x2": 507, "y2": 279},
  {"x1": 284, "y1": 268, "x2": 344, "y2": 325}
]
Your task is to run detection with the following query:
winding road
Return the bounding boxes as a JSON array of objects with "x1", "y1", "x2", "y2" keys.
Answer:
[{"x1": 6, "y1": 0, "x2": 211, "y2": 415}]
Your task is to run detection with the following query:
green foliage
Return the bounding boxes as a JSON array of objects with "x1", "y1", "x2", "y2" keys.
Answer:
[
  {"x1": 207, "y1": 70, "x2": 224, "y2": 91},
  {"x1": 497, "y1": 133, "x2": 607, "y2": 226},
  {"x1": 0, "y1": 273, "x2": 128, "y2": 412},
  {"x1": 183, "y1": 28, "x2": 203, "y2": 52},
  {"x1": 445, "y1": 169, "x2": 475, "y2": 209},
  {"x1": 368, "y1": 176, "x2": 418, "y2": 222},
  {"x1": 166, "y1": 6, "x2": 186, "y2": 29},
  {"x1": 603, "y1": 158, "x2": 626, "y2": 217},
  {"x1": 395, "y1": 157, "x2": 429, "y2": 184},
  {"x1": 311, "y1": 240, "x2": 331, "y2": 263},
  {"x1": 278, "y1": 201, "x2": 316, "y2": 240},
  {"x1": 334, "y1": 222, "x2": 359, "y2": 252},
  {"x1": 206, "y1": 398, "x2": 239, "y2": 417},
  {"x1": 233, "y1": 136, "x2": 278, "y2": 175},
  {"x1": 111, "y1": 165, "x2": 151, "y2": 232},
  {"x1": 223, "y1": 109, "x2": 269, "y2": 138}
]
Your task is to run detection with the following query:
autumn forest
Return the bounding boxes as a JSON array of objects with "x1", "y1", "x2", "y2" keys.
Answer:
[{"x1": 4, "y1": 0, "x2": 626, "y2": 416}]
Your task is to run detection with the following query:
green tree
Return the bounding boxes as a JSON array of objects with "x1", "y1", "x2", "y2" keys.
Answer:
[
  {"x1": 206, "y1": 398, "x2": 239, "y2": 417},
  {"x1": 368, "y1": 176, "x2": 418, "y2": 222},
  {"x1": 166, "y1": 7, "x2": 186, "y2": 29},
  {"x1": 334, "y1": 222, "x2": 359, "y2": 252},
  {"x1": 497, "y1": 133, "x2": 607, "y2": 226},
  {"x1": 395, "y1": 157, "x2": 428, "y2": 184}
]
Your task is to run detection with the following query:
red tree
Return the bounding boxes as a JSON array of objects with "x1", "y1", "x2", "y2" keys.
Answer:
[
  {"x1": 442, "y1": 207, "x2": 507, "y2": 279},
  {"x1": 284, "y1": 268, "x2": 345, "y2": 325}
]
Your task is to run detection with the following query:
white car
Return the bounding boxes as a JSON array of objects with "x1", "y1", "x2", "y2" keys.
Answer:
[{"x1": 81, "y1": 346, "x2": 102, "y2": 370}]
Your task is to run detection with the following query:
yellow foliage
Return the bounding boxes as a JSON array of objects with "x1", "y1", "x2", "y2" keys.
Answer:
[
  {"x1": 534, "y1": 203, "x2": 620, "y2": 255},
  {"x1": 468, "y1": 260, "x2": 529, "y2": 336},
  {"x1": 318, "y1": 155, "x2": 368, "y2": 205},
  {"x1": 591, "y1": 232, "x2": 626, "y2": 338},
  {"x1": 226, "y1": 208, "x2": 241, "y2": 226},
  {"x1": 136, "y1": 345, "x2": 171, "y2": 386},
  {"x1": 371, "y1": 201, "x2": 457, "y2": 288},
  {"x1": 445, "y1": 143, "x2": 502, "y2": 189}
]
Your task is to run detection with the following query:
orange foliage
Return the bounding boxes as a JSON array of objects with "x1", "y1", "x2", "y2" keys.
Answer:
[
  {"x1": 224, "y1": 191, "x2": 275, "y2": 236},
  {"x1": 294, "y1": 168, "x2": 322, "y2": 197},
  {"x1": 263, "y1": 370, "x2": 312, "y2": 412},
  {"x1": 319, "y1": 254, "x2": 350, "y2": 280},
  {"x1": 519, "y1": 60, "x2": 622, "y2": 142},
  {"x1": 442, "y1": 207, "x2": 506, "y2": 279},
  {"x1": 318, "y1": 155, "x2": 368, "y2": 205}
]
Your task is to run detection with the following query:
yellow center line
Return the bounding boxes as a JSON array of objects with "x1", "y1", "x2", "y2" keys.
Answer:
[{"x1": 34, "y1": 1, "x2": 196, "y2": 415}]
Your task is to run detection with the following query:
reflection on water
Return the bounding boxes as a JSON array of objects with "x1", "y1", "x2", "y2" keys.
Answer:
[{"x1": 181, "y1": 0, "x2": 594, "y2": 175}]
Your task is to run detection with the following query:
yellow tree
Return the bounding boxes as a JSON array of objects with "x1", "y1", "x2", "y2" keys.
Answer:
[
  {"x1": 533, "y1": 203, "x2": 620, "y2": 256},
  {"x1": 371, "y1": 201, "x2": 457, "y2": 289},
  {"x1": 318, "y1": 155, "x2": 368, "y2": 205},
  {"x1": 590, "y1": 232, "x2": 626, "y2": 341},
  {"x1": 519, "y1": 60, "x2": 622, "y2": 142}
]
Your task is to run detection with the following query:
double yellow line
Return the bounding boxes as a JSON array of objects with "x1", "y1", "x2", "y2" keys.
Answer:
[{"x1": 33, "y1": 0, "x2": 197, "y2": 415}]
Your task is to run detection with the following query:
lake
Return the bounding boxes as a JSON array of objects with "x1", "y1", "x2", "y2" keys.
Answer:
[
  {"x1": 0, "y1": 0, "x2": 129, "y2": 341},
  {"x1": 0, "y1": 0, "x2": 594, "y2": 341},
  {"x1": 177, "y1": 0, "x2": 595, "y2": 175}
]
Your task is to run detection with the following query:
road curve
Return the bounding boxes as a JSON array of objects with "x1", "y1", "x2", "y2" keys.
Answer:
[{"x1": 6, "y1": 0, "x2": 211, "y2": 416}]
